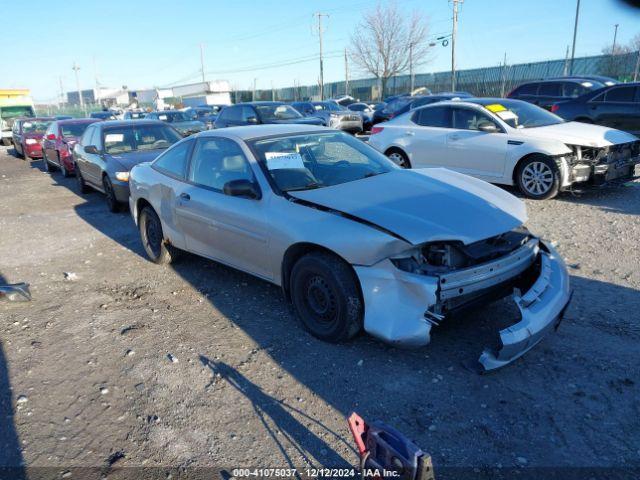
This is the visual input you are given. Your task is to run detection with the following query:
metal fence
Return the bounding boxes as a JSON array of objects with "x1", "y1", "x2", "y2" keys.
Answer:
[{"x1": 242, "y1": 51, "x2": 640, "y2": 102}]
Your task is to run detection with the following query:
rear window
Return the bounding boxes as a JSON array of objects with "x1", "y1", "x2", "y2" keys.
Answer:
[
  {"x1": 512, "y1": 84, "x2": 538, "y2": 96},
  {"x1": 538, "y1": 83, "x2": 562, "y2": 96},
  {"x1": 61, "y1": 123, "x2": 93, "y2": 138}
]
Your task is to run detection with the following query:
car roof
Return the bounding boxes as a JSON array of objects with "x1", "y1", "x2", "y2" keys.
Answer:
[
  {"x1": 236, "y1": 101, "x2": 285, "y2": 106},
  {"x1": 56, "y1": 118, "x2": 99, "y2": 125},
  {"x1": 95, "y1": 119, "x2": 166, "y2": 128},
  {"x1": 197, "y1": 123, "x2": 326, "y2": 140}
]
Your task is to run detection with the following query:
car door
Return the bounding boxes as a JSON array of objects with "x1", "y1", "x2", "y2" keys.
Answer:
[
  {"x1": 444, "y1": 106, "x2": 507, "y2": 180},
  {"x1": 403, "y1": 106, "x2": 453, "y2": 168},
  {"x1": 74, "y1": 125, "x2": 93, "y2": 179},
  {"x1": 595, "y1": 85, "x2": 638, "y2": 132},
  {"x1": 12, "y1": 121, "x2": 22, "y2": 151},
  {"x1": 82, "y1": 126, "x2": 105, "y2": 187},
  {"x1": 177, "y1": 136, "x2": 271, "y2": 278}
]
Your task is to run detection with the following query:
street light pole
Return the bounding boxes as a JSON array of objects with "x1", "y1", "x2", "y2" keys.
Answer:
[
  {"x1": 72, "y1": 62, "x2": 85, "y2": 115},
  {"x1": 409, "y1": 42, "x2": 414, "y2": 93},
  {"x1": 314, "y1": 12, "x2": 329, "y2": 100},
  {"x1": 612, "y1": 24, "x2": 619, "y2": 55},
  {"x1": 451, "y1": 0, "x2": 461, "y2": 91},
  {"x1": 200, "y1": 43, "x2": 206, "y2": 83},
  {"x1": 569, "y1": 0, "x2": 581, "y2": 75}
]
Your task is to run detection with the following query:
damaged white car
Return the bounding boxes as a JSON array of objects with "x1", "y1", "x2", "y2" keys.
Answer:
[
  {"x1": 368, "y1": 98, "x2": 640, "y2": 199},
  {"x1": 129, "y1": 125, "x2": 572, "y2": 371}
]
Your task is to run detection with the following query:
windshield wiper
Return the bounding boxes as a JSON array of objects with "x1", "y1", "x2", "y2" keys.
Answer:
[{"x1": 284, "y1": 182, "x2": 322, "y2": 192}]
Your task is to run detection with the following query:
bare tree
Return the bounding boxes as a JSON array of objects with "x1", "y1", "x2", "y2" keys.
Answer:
[{"x1": 349, "y1": 2, "x2": 431, "y2": 99}]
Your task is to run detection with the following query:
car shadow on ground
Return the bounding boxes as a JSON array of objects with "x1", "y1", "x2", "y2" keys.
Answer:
[
  {"x1": 0, "y1": 273, "x2": 26, "y2": 480},
  {"x1": 199, "y1": 356, "x2": 352, "y2": 473}
]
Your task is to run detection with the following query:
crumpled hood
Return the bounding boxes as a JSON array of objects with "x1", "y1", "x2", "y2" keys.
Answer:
[
  {"x1": 106, "y1": 149, "x2": 166, "y2": 171},
  {"x1": 517, "y1": 121, "x2": 638, "y2": 147},
  {"x1": 270, "y1": 117, "x2": 324, "y2": 126},
  {"x1": 290, "y1": 168, "x2": 527, "y2": 245}
]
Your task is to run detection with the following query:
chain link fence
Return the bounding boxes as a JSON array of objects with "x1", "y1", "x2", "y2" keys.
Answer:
[{"x1": 242, "y1": 51, "x2": 640, "y2": 102}]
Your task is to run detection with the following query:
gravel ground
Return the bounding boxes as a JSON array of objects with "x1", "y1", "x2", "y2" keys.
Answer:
[{"x1": 0, "y1": 145, "x2": 639, "y2": 479}]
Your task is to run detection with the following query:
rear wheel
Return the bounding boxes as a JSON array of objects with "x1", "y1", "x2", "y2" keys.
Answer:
[
  {"x1": 42, "y1": 154, "x2": 51, "y2": 173},
  {"x1": 15, "y1": 143, "x2": 24, "y2": 159},
  {"x1": 290, "y1": 252, "x2": 363, "y2": 343},
  {"x1": 516, "y1": 155, "x2": 560, "y2": 200},
  {"x1": 139, "y1": 206, "x2": 179, "y2": 264},
  {"x1": 385, "y1": 148, "x2": 411, "y2": 168}
]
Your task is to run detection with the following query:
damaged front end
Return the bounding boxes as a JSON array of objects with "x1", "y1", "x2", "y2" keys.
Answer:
[
  {"x1": 563, "y1": 140, "x2": 640, "y2": 187},
  {"x1": 355, "y1": 228, "x2": 572, "y2": 371}
]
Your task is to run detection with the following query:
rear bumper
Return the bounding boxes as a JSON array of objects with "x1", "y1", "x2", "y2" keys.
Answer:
[
  {"x1": 25, "y1": 144, "x2": 43, "y2": 158},
  {"x1": 354, "y1": 240, "x2": 571, "y2": 371}
]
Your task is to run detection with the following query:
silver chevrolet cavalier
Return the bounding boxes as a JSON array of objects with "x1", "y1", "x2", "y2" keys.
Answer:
[{"x1": 128, "y1": 124, "x2": 572, "y2": 371}]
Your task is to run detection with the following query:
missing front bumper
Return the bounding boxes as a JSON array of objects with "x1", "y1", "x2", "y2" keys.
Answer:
[{"x1": 355, "y1": 241, "x2": 571, "y2": 371}]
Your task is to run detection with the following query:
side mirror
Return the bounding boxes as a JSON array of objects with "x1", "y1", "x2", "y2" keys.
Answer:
[
  {"x1": 246, "y1": 116, "x2": 258, "y2": 124},
  {"x1": 84, "y1": 145, "x2": 99, "y2": 154},
  {"x1": 478, "y1": 122, "x2": 499, "y2": 133},
  {"x1": 46, "y1": 133, "x2": 56, "y2": 140},
  {"x1": 223, "y1": 179, "x2": 261, "y2": 200}
]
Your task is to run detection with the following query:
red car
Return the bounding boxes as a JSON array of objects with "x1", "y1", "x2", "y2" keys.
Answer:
[
  {"x1": 11, "y1": 117, "x2": 54, "y2": 159},
  {"x1": 42, "y1": 119, "x2": 100, "y2": 176}
]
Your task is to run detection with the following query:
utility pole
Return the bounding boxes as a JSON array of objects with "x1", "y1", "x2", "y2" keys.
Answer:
[
  {"x1": 314, "y1": 12, "x2": 329, "y2": 100},
  {"x1": 344, "y1": 49, "x2": 349, "y2": 96},
  {"x1": 58, "y1": 77, "x2": 65, "y2": 107},
  {"x1": 569, "y1": 0, "x2": 581, "y2": 75},
  {"x1": 72, "y1": 62, "x2": 85, "y2": 114},
  {"x1": 612, "y1": 24, "x2": 619, "y2": 55},
  {"x1": 409, "y1": 42, "x2": 415, "y2": 93},
  {"x1": 563, "y1": 45, "x2": 570, "y2": 76},
  {"x1": 451, "y1": 0, "x2": 462, "y2": 91},
  {"x1": 252, "y1": 78, "x2": 257, "y2": 101},
  {"x1": 93, "y1": 56, "x2": 100, "y2": 108},
  {"x1": 634, "y1": 50, "x2": 640, "y2": 81},
  {"x1": 200, "y1": 43, "x2": 206, "y2": 83},
  {"x1": 500, "y1": 52, "x2": 508, "y2": 97}
]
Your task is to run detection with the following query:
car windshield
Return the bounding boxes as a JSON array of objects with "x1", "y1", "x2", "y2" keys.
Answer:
[
  {"x1": 1, "y1": 106, "x2": 35, "y2": 119},
  {"x1": 255, "y1": 104, "x2": 302, "y2": 121},
  {"x1": 156, "y1": 111, "x2": 190, "y2": 123},
  {"x1": 22, "y1": 120, "x2": 51, "y2": 133},
  {"x1": 313, "y1": 102, "x2": 345, "y2": 112},
  {"x1": 103, "y1": 124, "x2": 182, "y2": 154},
  {"x1": 475, "y1": 99, "x2": 565, "y2": 129},
  {"x1": 250, "y1": 131, "x2": 397, "y2": 192},
  {"x1": 61, "y1": 123, "x2": 93, "y2": 138}
]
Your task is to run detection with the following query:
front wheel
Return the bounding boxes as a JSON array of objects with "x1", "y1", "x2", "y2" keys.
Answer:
[
  {"x1": 75, "y1": 164, "x2": 90, "y2": 194},
  {"x1": 103, "y1": 176, "x2": 122, "y2": 213},
  {"x1": 516, "y1": 155, "x2": 560, "y2": 200},
  {"x1": 139, "y1": 206, "x2": 180, "y2": 264},
  {"x1": 290, "y1": 252, "x2": 363, "y2": 343}
]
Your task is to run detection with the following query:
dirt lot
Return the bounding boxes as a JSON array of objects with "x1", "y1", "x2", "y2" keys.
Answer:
[{"x1": 0, "y1": 145, "x2": 639, "y2": 479}]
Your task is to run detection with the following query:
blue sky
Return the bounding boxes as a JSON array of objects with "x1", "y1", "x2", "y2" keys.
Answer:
[{"x1": 3, "y1": 0, "x2": 639, "y2": 102}]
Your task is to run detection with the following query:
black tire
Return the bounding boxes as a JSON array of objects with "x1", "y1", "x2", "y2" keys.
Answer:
[
  {"x1": 42, "y1": 154, "x2": 51, "y2": 173},
  {"x1": 516, "y1": 154, "x2": 560, "y2": 200},
  {"x1": 103, "y1": 176, "x2": 122, "y2": 213},
  {"x1": 59, "y1": 154, "x2": 70, "y2": 178},
  {"x1": 290, "y1": 252, "x2": 363, "y2": 343},
  {"x1": 75, "y1": 164, "x2": 90, "y2": 194},
  {"x1": 139, "y1": 206, "x2": 180, "y2": 265},
  {"x1": 15, "y1": 143, "x2": 24, "y2": 159},
  {"x1": 385, "y1": 148, "x2": 411, "y2": 168}
]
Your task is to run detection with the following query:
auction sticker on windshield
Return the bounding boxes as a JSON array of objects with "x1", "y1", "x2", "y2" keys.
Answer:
[{"x1": 265, "y1": 151, "x2": 305, "y2": 170}]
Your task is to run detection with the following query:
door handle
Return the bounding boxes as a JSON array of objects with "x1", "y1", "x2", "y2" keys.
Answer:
[
  {"x1": 405, "y1": 130, "x2": 415, "y2": 136},
  {"x1": 180, "y1": 193, "x2": 191, "y2": 201},
  {"x1": 449, "y1": 134, "x2": 460, "y2": 141}
]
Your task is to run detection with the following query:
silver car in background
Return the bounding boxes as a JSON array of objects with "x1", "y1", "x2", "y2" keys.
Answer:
[
  {"x1": 311, "y1": 101, "x2": 363, "y2": 134},
  {"x1": 128, "y1": 124, "x2": 571, "y2": 371}
]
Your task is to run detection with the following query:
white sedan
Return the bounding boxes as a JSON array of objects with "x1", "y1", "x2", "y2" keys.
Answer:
[{"x1": 368, "y1": 98, "x2": 640, "y2": 199}]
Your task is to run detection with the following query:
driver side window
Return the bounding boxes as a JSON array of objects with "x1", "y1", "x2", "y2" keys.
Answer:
[{"x1": 189, "y1": 138, "x2": 255, "y2": 192}]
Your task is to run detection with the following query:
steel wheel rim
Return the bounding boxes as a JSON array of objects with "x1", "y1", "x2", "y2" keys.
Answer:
[
  {"x1": 104, "y1": 179, "x2": 116, "y2": 209},
  {"x1": 388, "y1": 152, "x2": 407, "y2": 168},
  {"x1": 522, "y1": 161, "x2": 553, "y2": 195},
  {"x1": 145, "y1": 214, "x2": 162, "y2": 258}
]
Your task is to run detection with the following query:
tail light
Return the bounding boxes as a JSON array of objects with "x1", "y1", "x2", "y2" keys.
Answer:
[
  {"x1": 371, "y1": 126, "x2": 384, "y2": 135},
  {"x1": 550, "y1": 104, "x2": 560, "y2": 113}
]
